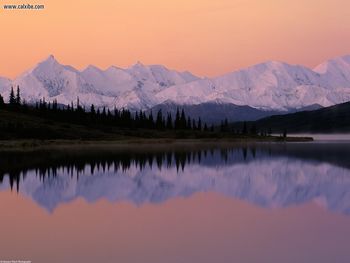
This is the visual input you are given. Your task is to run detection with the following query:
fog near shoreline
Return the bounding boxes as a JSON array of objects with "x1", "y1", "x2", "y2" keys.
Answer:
[{"x1": 290, "y1": 134, "x2": 350, "y2": 141}]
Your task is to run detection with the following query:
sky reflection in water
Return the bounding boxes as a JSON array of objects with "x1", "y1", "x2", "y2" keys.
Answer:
[
  {"x1": 1, "y1": 142, "x2": 350, "y2": 263},
  {"x1": 0, "y1": 142, "x2": 350, "y2": 214}
]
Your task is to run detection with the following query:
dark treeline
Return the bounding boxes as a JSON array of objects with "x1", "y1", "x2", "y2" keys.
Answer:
[
  {"x1": 0, "y1": 86, "x2": 214, "y2": 132},
  {"x1": 1, "y1": 86, "x2": 304, "y2": 142},
  {"x1": 1, "y1": 143, "x2": 347, "y2": 192}
]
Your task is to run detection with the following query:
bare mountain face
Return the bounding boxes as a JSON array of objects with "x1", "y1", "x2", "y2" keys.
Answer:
[{"x1": 1, "y1": 55, "x2": 350, "y2": 116}]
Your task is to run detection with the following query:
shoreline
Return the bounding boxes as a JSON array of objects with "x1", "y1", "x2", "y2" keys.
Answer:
[{"x1": 0, "y1": 136, "x2": 313, "y2": 151}]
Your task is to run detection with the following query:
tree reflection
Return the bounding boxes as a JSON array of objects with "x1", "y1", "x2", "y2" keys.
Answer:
[{"x1": 1, "y1": 142, "x2": 350, "y2": 192}]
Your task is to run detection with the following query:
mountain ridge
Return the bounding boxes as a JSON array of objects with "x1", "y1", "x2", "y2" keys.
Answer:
[
  {"x1": 231, "y1": 101, "x2": 350, "y2": 133},
  {"x1": 1, "y1": 54, "x2": 350, "y2": 112}
]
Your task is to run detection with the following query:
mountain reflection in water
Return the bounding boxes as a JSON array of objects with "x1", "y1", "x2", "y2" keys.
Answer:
[{"x1": 0, "y1": 142, "x2": 349, "y2": 213}]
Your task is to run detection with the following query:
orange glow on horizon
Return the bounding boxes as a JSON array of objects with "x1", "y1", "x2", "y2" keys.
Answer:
[{"x1": 1, "y1": 0, "x2": 350, "y2": 78}]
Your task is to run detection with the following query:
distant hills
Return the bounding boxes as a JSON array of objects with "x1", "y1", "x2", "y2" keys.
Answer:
[
  {"x1": 232, "y1": 101, "x2": 350, "y2": 133},
  {"x1": 147, "y1": 102, "x2": 323, "y2": 124},
  {"x1": 1, "y1": 55, "x2": 350, "y2": 123}
]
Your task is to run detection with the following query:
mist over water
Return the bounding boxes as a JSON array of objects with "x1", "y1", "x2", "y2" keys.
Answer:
[{"x1": 291, "y1": 134, "x2": 350, "y2": 141}]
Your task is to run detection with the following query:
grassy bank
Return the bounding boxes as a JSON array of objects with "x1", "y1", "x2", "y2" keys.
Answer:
[{"x1": 0, "y1": 136, "x2": 313, "y2": 151}]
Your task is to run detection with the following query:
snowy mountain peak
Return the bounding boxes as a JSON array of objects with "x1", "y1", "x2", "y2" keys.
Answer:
[
  {"x1": 1, "y1": 54, "x2": 350, "y2": 111},
  {"x1": 37, "y1": 54, "x2": 60, "y2": 68},
  {"x1": 257, "y1": 60, "x2": 289, "y2": 68},
  {"x1": 30, "y1": 55, "x2": 71, "y2": 76},
  {"x1": 106, "y1": 65, "x2": 123, "y2": 72},
  {"x1": 0, "y1": 55, "x2": 202, "y2": 109},
  {"x1": 243, "y1": 60, "x2": 307, "y2": 75},
  {"x1": 155, "y1": 56, "x2": 350, "y2": 111},
  {"x1": 83, "y1": 64, "x2": 103, "y2": 73},
  {"x1": 135, "y1": 61, "x2": 144, "y2": 66},
  {"x1": 314, "y1": 55, "x2": 350, "y2": 74},
  {"x1": 313, "y1": 55, "x2": 350, "y2": 89},
  {"x1": 129, "y1": 61, "x2": 147, "y2": 71},
  {"x1": 46, "y1": 54, "x2": 56, "y2": 61}
]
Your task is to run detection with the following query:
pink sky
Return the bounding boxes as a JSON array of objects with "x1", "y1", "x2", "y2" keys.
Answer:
[{"x1": 1, "y1": 0, "x2": 350, "y2": 78}]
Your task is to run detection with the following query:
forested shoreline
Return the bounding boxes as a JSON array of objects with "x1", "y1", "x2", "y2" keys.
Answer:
[{"x1": 0, "y1": 86, "x2": 299, "y2": 141}]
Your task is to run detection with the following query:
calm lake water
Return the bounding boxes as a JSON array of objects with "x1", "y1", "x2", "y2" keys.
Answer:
[{"x1": 1, "y1": 142, "x2": 350, "y2": 263}]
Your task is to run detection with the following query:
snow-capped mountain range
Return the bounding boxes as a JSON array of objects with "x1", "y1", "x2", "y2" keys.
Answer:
[{"x1": 1, "y1": 54, "x2": 350, "y2": 111}]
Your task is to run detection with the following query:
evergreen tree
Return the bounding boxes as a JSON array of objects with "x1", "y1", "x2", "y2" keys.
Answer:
[
  {"x1": 166, "y1": 113, "x2": 173, "y2": 129},
  {"x1": 180, "y1": 109, "x2": 186, "y2": 129},
  {"x1": 224, "y1": 118, "x2": 229, "y2": 132},
  {"x1": 114, "y1": 107, "x2": 120, "y2": 124},
  {"x1": 156, "y1": 109, "x2": 163, "y2": 129},
  {"x1": 0, "y1": 94, "x2": 4, "y2": 106},
  {"x1": 9, "y1": 87, "x2": 16, "y2": 105},
  {"x1": 138, "y1": 110, "x2": 144, "y2": 128},
  {"x1": 220, "y1": 121, "x2": 224, "y2": 132},
  {"x1": 90, "y1": 104, "x2": 96, "y2": 114},
  {"x1": 187, "y1": 117, "x2": 192, "y2": 130},
  {"x1": 283, "y1": 129, "x2": 287, "y2": 138},
  {"x1": 268, "y1": 127, "x2": 272, "y2": 136},
  {"x1": 15, "y1": 86, "x2": 21, "y2": 105},
  {"x1": 192, "y1": 119, "x2": 197, "y2": 130},
  {"x1": 52, "y1": 99, "x2": 58, "y2": 110},
  {"x1": 204, "y1": 123, "x2": 208, "y2": 131},
  {"x1": 148, "y1": 112, "x2": 154, "y2": 129},
  {"x1": 197, "y1": 117, "x2": 202, "y2": 131},
  {"x1": 250, "y1": 124, "x2": 257, "y2": 135},
  {"x1": 175, "y1": 108, "x2": 180, "y2": 130},
  {"x1": 135, "y1": 111, "x2": 140, "y2": 127}
]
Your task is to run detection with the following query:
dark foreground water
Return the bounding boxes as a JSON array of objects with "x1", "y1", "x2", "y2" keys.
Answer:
[{"x1": 1, "y1": 142, "x2": 350, "y2": 263}]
